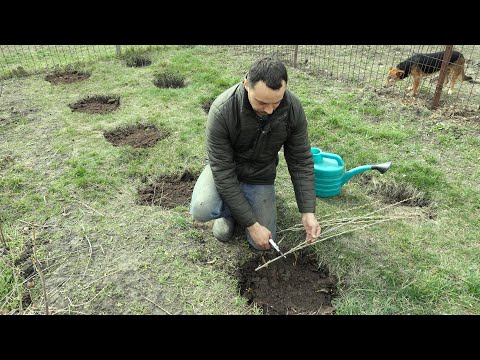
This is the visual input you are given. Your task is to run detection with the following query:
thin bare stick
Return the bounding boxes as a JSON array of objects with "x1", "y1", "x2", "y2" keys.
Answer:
[
  {"x1": 277, "y1": 225, "x2": 304, "y2": 234},
  {"x1": 142, "y1": 296, "x2": 172, "y2": 315},
  {"x1": 318, "y1": 196, "x2": 418, "y2": 238},
  {"x1": 293, "y1": 217, "x2": 395, "y2": 253},
  {"x1": 319, "y1": 215, "x2": 417, "y2": 237},
  {"x1": 151, "y1": 184, "x2": 157, "y2": 206},
  {"x1": 82, "y1": 269, "x2": 121, "y2": 289},
  {"x1": 0, "y1": 255, "x2": 73, "y2": 309},
  {"x1": 276, "y1": 234, "x2": 286, "y2": 245},
  {"x1": 277, "y1": 213, "x2": 414, "y2": 235},
  {"x1": 51, "y1": 308, "x2": 87, "y2": 315},
  {"x1": 157, "y1": 183, "x2": 165, "y2": 207},
  {"x1": 78, "y1": 201, "x2": 104, "y2": 216},
  {"x1": 0, "y1": 222, "x2": 8, "y2": 250},
  {"x1": 18, "y1": 219, "x2": 55, "y2": 229},
  {"x1": 42, "y1": 219, "x2": 55, "y2": 229},
  {"x1": 18, "y1": 219, "x2": 36, "y2": 226},
  {"x1": 321, "y1": 214, "x2": 415, "y2": 224},
  {"x1": 31, "y1": 228, "x2": 49, "y2": 315},
  {"x1": 68, "y1": 285, "x2": 107, "y2": 307},
  {"x1": 41, "y1": 277, "x2": 72, "y2": 306},
  {"x1": 82, "y1": 235, "x2": 93, "y2": 278},
  {"x1": 42, "y1": 247, "x2": 89, "y2": 262},
  {"x1": 255, "y1": 217, "x2": 400, "y2": 271},
  {"x1": 320, "y1": 199, "x2": 382, "y2": 219}
]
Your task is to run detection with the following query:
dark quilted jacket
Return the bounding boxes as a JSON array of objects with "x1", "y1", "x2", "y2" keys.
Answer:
[{"x1": 206, "y1": 82, "x2": 316, "y2": 227}]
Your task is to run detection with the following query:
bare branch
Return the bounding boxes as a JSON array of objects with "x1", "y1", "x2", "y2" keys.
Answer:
[
  {"x1": 31, "y1": 227, "x2": 49, "y2": 315},
  {"x1": 82, "y1": 235, "x2": 93, "y2": 278},
  {"x1": 0, "y1": 222, "x2": 8, "y2": 250},
  {"x1": 78, "y1": 201, "x2": 104, "y2": 216},
  {"x1": 142, "y1": 296, "x2": 172, "y2": 315},
  {"x1": 255, "y1": 197, "x2": 421, "y2": 271}
]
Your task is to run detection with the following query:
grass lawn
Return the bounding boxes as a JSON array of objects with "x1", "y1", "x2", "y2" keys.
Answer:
[{"x1": 1, "y1": 45, "x2": 479, "y2": 314}]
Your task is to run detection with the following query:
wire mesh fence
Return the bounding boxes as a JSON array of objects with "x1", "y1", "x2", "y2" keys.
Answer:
[
  {"x1": 1, "y1": 45, "x2": 479, "y2": 111},
  {"x1": 0, "y1": 45, "x2": 117, "y2": 75},
  {"x1": 0, "y1": 45, "x2": 159, "y2": 78},
  {"x1": 229, "y1": 45, "x2": 480, "y2": 111}
]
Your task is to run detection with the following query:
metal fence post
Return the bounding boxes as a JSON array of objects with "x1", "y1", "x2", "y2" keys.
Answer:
[
  {"x1": 115, "y1": 45, "x2": 122, "y2": 57},
  {"x1": 431, "y1": 45, "x2": 453, "y2": 109},
  {"x1": 293, "y1": 45, "x2": 298, "y2": 68}
]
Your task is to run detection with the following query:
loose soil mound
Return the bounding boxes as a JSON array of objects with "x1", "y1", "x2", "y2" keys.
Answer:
[
  {"x1": 69, "y1": 95, "x2": 120, "y2": 114},
  {"x1": 239, "y1": 251, "x2": 337, "y2": 315},
  {"x1": 137, "y1": 171, "x2": 197, "y2": 209},
  {"x1": 104, "y1": 124, "x2": 168, "y2": 148},
  {"x1": 45, "y1": 70, "x2": 90, "y2": 84}
]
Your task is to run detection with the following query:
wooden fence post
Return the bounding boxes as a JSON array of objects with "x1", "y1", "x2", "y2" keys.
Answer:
[
  {"x1": 431, "y1": 45, "x2": 453, "y2": 109},
  {"x1": 115, "y1": 45, "x2": 122, "y2": 57}
]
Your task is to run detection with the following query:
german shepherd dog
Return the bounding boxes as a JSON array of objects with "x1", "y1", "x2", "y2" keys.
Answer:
[{"x1": 385, "y1": 50, "x2": 473, "y2": 97}]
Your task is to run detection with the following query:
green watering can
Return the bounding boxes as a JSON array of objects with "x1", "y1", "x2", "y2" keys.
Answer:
[{"x1": 311, "y1": 147, "x2": 392, "y2": 197}]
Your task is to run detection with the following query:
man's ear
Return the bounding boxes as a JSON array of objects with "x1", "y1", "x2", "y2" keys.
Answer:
[{"x1": 243, "y1": 79, "x2": 249, "y2": 91}]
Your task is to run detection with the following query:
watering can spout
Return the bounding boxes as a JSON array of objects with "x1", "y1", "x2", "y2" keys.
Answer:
[
  {"x1": 371, "y1": 161, "x2": 392, "y2": 174},
  {"x1": 340, "y1": 161, "x2": 392, "y2": 186}
]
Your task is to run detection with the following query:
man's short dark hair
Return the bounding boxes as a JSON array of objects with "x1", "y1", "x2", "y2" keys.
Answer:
[{"x1": 247, "y1": 57, "x2": 288, "y2": 90}]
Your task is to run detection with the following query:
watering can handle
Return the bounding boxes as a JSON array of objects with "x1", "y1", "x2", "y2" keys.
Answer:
[{"x1": 320, "y1": 152, "x2": 345, "y2": 166}]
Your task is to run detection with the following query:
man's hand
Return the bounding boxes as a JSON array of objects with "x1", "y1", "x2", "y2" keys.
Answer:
[
  {"x1": 247, "y1": 222, "x2": 271, "y2": 250},
  {"x1": 301, "y1": 213, "x2": 321, "y2": 243}
]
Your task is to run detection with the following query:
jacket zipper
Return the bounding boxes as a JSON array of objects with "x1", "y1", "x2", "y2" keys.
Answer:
[{"x1": 250, "y1": 112, "x2": 288, "y2": 160}]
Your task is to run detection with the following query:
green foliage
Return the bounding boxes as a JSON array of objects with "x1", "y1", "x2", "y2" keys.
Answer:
[
  {"x1": 0, "y1": 263, "x2": 14, "y2": 300},
  {"x1": 395, "y1": 161, "x2": 444, "y2": 191}
]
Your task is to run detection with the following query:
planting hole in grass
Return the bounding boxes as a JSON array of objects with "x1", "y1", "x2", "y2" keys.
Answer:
[
  {"x1": 45, "y1": 70, "x2": 91, "y2": 84},
  {"x1": 238, "y1": 251, "x2": 337, "y2": 315},
  {"x1": 202, "y1": 99, "x2": 214, "y2": 115},
  {"x1": 125, "y1": 55, "x2": 152, "y2": 68},
  {"x1": 6, "y1": 236, "x2": 37, "y2": 309},
  {"x1": 153, "y1": 73, "x2": 186, "y2": 89},
  {"x1": 361, "y1": 175, "x2": 432, "y2": 208},
  {"x1": 137, "y1": 170, "x2": 197, "y2": 209},
  {"x1": 69, "y1": 95, "x2": 120, "y2": 114},
  {"x1": 104, "y1": 123, "x2": 168, "y2": 148}
]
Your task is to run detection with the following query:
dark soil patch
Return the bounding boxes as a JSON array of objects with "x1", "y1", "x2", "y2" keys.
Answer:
[
  {"x1": 1, "y1": 107, "x2": 39, "y2": 128},
  {"x1": 153, "y1": 73, "x2": 186, "y2": 89},
  {"x1": 0, "y1": 155, "x2": 15, "y2": 170},
  {"x1": 363, "y1": 116, "x2": 382, "y2": 123},
  {"x1": 104, "y1": 123, "x2": 168, "y2": 148},
  {"x1": 69, "y1": 95, "x2": 120, "y2": 114},
  {"x1": 202, "y1": 99, "x2": 214, "y2": 115},
  {"x1": 7, "y1": 238, "x2": 35, "y2": 308},
  {"x1": 239, "y1": 251, "x2": 337, "y2": 315},
  {"x1": 14, "y1": 245, "x2": 35, "y2": 280},
  {"x1": 45, "y1": 70, "x2": 90, "y2": 84},
  {"x1": 137, "y1": 170, "x2": 197, "y2": 209}
]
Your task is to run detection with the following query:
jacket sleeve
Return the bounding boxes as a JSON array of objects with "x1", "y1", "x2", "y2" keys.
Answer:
[
  {"x1": 283, "y1": 97, "x2": 316, "y2": 214},
  {"x1": 206, "y1": 105, "x2": 257, "y2": 227}
]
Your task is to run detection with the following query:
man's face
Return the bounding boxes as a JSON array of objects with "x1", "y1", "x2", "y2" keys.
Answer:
[{"x1": 244, "y1": 79, "x2": 286, "y2": 116}]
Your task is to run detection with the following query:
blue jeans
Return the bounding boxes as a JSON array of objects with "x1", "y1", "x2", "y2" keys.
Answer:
[{"x1": 190, "y1": 164, "x2": 276, "y2": 250}]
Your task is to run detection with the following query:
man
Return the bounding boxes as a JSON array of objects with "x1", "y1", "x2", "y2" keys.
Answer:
[{"x1": 190, "y1": 56, "x2": 321, "y2": 250}]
